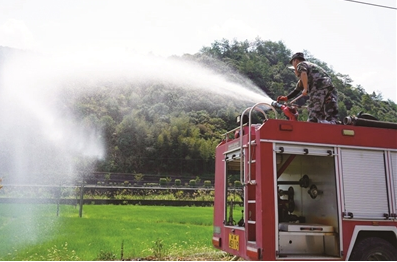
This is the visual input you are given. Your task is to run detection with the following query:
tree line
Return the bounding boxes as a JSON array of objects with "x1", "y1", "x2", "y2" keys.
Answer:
[{"x1": 1, "y1": 40, "x2": 396, "y2": 180}]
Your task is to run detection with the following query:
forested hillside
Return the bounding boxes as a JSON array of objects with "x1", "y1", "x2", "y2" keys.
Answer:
[
  {"x1": 196, "y1": 39, "x2": 397, "y2": 122},
  {"x1": 1, "y1": 39, "x2": 396, "y2": 179}
]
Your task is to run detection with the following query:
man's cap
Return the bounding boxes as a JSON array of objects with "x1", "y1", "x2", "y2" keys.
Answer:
[{"x1": 289, "y1": 52, "x2": 305, "y2": 64}]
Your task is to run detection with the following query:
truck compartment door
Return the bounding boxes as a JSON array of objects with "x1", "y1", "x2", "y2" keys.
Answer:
[{"x1": 341, "y1": 149, "x2": 389, "y2": 219}]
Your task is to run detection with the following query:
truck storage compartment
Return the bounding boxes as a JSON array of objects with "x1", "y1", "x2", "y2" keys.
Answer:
[{"x1": 279, "y1": 223, "x2": 337, "y2": 256}]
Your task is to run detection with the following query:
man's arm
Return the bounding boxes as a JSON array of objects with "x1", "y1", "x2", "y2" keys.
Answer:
[
  {"x1": 286, "y1": 88, "x2": 300, "y2": 100},
  {"x1": 286, "y1": 80, "x2": 303, "y2": 99},
  {"x1": 300, "y1": 71, "x2": 309, "y2": 96},
  {"x1": 277, "y1": 79, "x2": 305, "y2": 102}
]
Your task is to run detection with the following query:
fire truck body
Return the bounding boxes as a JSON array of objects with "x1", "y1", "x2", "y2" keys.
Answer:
[{"x1": 212, "y1": 103, "x2": 397, "y2": 260}]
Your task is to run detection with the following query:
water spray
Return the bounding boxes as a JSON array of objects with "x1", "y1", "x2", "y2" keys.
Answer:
[
  {"x1": 0, "y1": 48, "x2": 279, "y2": 254},
  {"x1": 0, "y1": 51, "x2": 271, "y2": 184}
]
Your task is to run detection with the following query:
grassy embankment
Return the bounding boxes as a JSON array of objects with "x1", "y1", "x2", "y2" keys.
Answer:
[{"x1": 0, "y1": 204, "x2": 227, "y2": 261}]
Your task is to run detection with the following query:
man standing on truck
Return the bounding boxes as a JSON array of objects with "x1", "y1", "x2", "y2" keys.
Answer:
[{"x1": 277, "y1": 52, "x2": 339, "y2": 124}]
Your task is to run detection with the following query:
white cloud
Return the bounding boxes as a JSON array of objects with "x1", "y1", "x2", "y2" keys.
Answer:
[
  {"x1": 205, "y1": 19, "x2": 260, "y2": 42},
  {"x1": 353, "y1": 69, "x2": 397, "y2": 102},
  {"x1": 0, "y1": 0, "x2": 395, "y2": 101},
  {"x1": 0, "y1": 19, "x2": 36, "y2": 50}
]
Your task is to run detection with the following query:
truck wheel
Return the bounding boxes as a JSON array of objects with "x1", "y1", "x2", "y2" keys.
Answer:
[{"x1": 350, "y1": 237, "x2": 397, "y2": 261}]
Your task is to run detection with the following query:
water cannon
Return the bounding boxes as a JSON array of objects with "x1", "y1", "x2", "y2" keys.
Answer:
[
  {"x1": 270, "y1": 94, "x2": 304, "y2": 121},
  {"x1": 271, "y1": 101, "x2": 298, "y2": 121}
]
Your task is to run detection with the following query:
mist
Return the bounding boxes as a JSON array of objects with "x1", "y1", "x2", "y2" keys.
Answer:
[{"x1": 0, "y1": 50, "x2": 271, "y2": 185}]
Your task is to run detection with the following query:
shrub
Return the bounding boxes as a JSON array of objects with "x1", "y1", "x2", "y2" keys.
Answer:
[
  {"x1": 165, "y1": 177, "x2": 172, "y2": 186},
  {"x1": 189, "y1": 180, "x2": 196, "y2": 187},
  {"x1": 204, "y1": 180, "x2": 212, "y2": 188},
  {"x1": 174, "y1": 190, "x2": 184, "y2": 199},
  {"x1": 134, "y1": 173, "x2": 144, "y2": 184},
  {"x1": 175, "y1": 179, "x2": 181, "y2": 186},
  {"x1": 234, "y1": 180, "x2": 242, "y2": 187},
  {"x1": 159, "y1": 178, "x2": 167, "y2": 186}
]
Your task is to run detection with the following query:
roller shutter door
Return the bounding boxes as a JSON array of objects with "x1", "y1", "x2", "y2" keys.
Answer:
[{"x1": 341, "y1": 149, "x2": 389, "y2": 219}]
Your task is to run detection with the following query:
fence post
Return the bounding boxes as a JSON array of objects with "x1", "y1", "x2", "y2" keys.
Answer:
[
  {"x1": 57, "y1": 183, "x2": 61, "y2": 217},
  {"x1": 79, "y1": 183, "x2": 84, "y2": 218}
]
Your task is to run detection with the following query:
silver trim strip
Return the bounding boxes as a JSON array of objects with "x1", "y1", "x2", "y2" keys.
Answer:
[{"x1": 260, "y1": 139, "x2": 397, "y2": 152}]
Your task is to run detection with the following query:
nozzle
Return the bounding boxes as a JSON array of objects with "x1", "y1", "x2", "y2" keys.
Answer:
[{"x1": 271, "y1": 100, "x2": 282, "y2": 109}]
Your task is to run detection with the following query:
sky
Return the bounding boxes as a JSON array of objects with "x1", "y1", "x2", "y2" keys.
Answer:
[{"x1": 0, "y1": 0, "x2": 396, "y2": 101}]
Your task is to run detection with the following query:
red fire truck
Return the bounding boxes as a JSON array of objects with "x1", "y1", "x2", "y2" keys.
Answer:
[{"x1": 212, "y1": 102, "x2": 397, "y2": 260}]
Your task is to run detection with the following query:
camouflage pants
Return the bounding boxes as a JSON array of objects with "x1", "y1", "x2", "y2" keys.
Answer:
[{"x1": 307, "y1": 85, "x2": 338, "y2": 123}]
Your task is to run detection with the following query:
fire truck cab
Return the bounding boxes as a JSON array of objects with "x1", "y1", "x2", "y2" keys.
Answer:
[{"x1": 212, "y1": 103, "x2": 397, "y2": 260}]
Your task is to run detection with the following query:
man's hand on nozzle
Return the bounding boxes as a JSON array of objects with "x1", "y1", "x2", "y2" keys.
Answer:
[{"x1": 277, "y1": 96, "x2": 288, "y2": 102}]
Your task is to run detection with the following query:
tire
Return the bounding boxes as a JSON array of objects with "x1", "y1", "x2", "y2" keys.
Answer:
[{"x1": 350, "y1": 237, "x2": 397, "y2": 261}]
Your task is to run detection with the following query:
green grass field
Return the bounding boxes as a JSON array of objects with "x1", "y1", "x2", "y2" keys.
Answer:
[{"x1": 0, "y1": 204, "x2": 224, "y2": 261}]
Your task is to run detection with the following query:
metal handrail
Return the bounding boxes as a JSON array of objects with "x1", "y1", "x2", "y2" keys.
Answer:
[
  {"x1": 222, "y1": 123, "x2": 247, "y2": 142},
  {"x1": 239, "y1": 107, "x2": 251, "y2": 185},
  {"x1": 239, "y1": 103, "x2": 277, "y2": 185}
]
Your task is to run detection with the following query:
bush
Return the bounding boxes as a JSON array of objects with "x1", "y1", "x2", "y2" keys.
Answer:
[
  {"x1": 189, "y1": 180, "x2": 196, "y2": 187},
  {"x1": 134, "y1": 173, "x2": 144, "y2": 185},
  {"x1": 145, "y1": 183, "x2": 158, "y2": 187},
  {"x1": 175, "y1": 179, "x2": 181, "y2": 186},
  {"x1": 204, "y1": 180, "x2": 211, "y2": 188},
  {"x1": 159, "y1": 178, "x2": 167, "y2": 186},
  {"x1": 234, "y1": 180, "x2": 242, "y2": 187}
]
